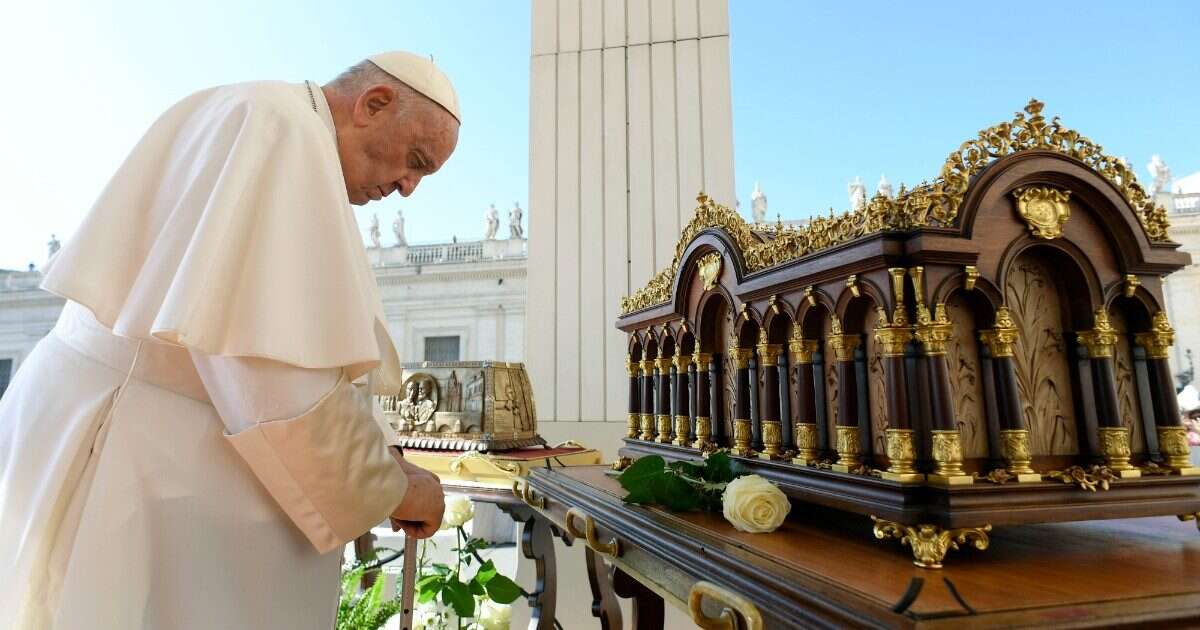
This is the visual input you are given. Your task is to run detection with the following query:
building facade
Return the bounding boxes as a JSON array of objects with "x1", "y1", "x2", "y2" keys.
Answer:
[
  {"x1": 1159, "y1": 167, "x2": 1200, "y2": 386},
  {"x1": 0, "y1": 235, "x2": 527, "y2": 398}
]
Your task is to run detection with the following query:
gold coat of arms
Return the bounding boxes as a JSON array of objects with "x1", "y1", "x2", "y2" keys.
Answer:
[{"x1": 1012, "y1": 186, "x2": 1072, "y2": 239}]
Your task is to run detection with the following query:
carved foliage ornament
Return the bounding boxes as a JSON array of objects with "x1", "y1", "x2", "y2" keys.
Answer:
[
  {"x1": 1012, "y1": 186, "x2": 1071, "y2": 239},
  {"x1": 620, "y1": 101, "x2": 1173, "y2": 315},
  {"x1": 697, "y1": 252, "x2": 722, "y2": 291}
]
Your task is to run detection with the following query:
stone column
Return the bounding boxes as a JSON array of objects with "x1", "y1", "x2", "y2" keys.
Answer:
[
  {"x1": 693, "y1": 353, "x2": 714, "y2": 451},
  {"x1": 828, "y1": 326, "x2": 862, "y2": 473},
  {"x1": 672, "y1": 353, "x2": 692, "y2": 446},
  {"x1": 639, "y1": 359, "x2": 655, "y2": 440},
  {"x1": 655, "y1": 357, "x2": 672, "y2": 443},
  {"x1": 917, "y1": 303, "x2": 973, "y2": 485},
  {"x1": 730, "y1": 346, "x2": 755, "y2": 456},
  {"x1": 789, "y1": 333, "x2": 819, "y2": 465},
  {"x1": 1078, "y1": 309, "x2": 1139, "y2": 478},
  {"x1": 626, "y1": 356, "x2": 640, "y2": 438},
  {"x1": 1136, "y1": 312, "x2": 1198, "y2": 474},
  {"x1": 876, "y1": 316, "x2": 919, "y2": 483},
  {"x1": 979, "y1": 307, "x2": 1038, "y2": 481},
  {"x1": 756, "y1": 337, "x2": 785, "y2": 460}
]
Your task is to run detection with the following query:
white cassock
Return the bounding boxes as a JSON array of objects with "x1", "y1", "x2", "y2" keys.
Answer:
[{"x1": 0, "y1": 80, "x2": 410, "y2": 629}]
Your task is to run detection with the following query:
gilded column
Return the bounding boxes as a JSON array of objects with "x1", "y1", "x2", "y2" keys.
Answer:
[
  {"x1": 757, "y1": 335, "x2": 785, "y2": 460},
  {"x1": 672, "y1": 353, "x2": 692, "y2": 447},
  {"x1": 979, "y1": 307, "x2": 1038, "y2": 482},
  {"x1": 639, "y1": 358, "x2": 655, "y2": 440},
  {"x1": 916, "y1": 301, "x2": 972, "y2": 485},
  {"x1": 1137, "y1": 312, "x2": 1198, "y2": 475},
  {"x1": 693, "y1": 352, "x2": 713, "y2": 451},
  {"x1": 730, "y1": 344, "x2": 756, "y2": 457},
  {"x1": 626, "y1": 356, "x2": 640, "y2": 439},
  {"x1": 655, "y1": 356, "x2": 673, "y2": 443},
  {"x1": 1079, "y1": 309, "x2": 1139, "y2": 478},
  {"x1": 829, "y1": 322, "x2": 862, "y2": 473},
  {"x1": 789, "y1": 331, "x2": 819, "y2": 465},
  {"x1": 877, "y1": 304, "x2": 919, "y2": 482}
]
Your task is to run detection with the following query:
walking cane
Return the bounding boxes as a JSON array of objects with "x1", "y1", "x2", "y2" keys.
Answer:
[{"x1": 397, "y1": 534, "x2": 419, "y2": 630}]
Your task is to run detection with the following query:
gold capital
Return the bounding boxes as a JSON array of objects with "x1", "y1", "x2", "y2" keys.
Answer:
[
  {"x1": 1077, "y1": 309, "x2": 1118, "y2": 359},
  {"x1": 828, "y1": 334, "x2": 861, "y2": 362},
  {"x1": 1135, "y1": 312, "x2": 1174, "y2": 360}
]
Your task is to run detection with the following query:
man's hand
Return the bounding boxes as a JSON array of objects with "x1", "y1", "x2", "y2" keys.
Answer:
[{"x1": 388, "y1": 449, "x2": 444, "y2": 538}]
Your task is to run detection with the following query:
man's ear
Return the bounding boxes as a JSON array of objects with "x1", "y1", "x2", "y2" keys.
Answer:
[{"x1": 353, "y1": 85, "x2": 396, "y2": 125}]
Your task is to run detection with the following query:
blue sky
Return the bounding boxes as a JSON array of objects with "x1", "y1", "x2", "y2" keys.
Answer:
[{"x1": 1, "y1": 1, "x2": 1197, "y2": 269}]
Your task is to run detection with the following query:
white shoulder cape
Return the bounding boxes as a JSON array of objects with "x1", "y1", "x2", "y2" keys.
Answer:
[{"x1": 41, "y1": 81, "x2": 403, "y2": 392}]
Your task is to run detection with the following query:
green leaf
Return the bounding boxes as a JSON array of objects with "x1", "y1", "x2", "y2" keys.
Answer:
[
  {"x1": 667, "y1": 460, "x2": 706, "y2": 478},
  {"x1": 469, "y1": 577, "x2": 487, "y2": 597},
  {"x1": 652, "y1": 474, "x2": 700, "y2": 512},
  {"x1": 417, "y1": 587, "x2": 440, "y2": 604},
  {"x1": 617, "y1": 455, "x2": 665, "y2": 491},
  {"x1": 621, "y1": 485, "x2": 657, "y2": 505},
  {"x1": 475, "y1": 559, "x2": 498, "y2": 585},
  {"x1": 441, "y1": 578, "x2": 476, "y2": 617},
  {"x1": 703, "y1": 452, "x2": 735, "y2": 483},
  {"x1": 484, "y1": 573, "x2": 523, "y2": 604},
  {"x1": 429, "y1": 563, "x2": 452, "y2": 577}
]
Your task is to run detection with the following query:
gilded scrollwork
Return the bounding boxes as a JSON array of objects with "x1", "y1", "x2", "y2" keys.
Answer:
[{"x1": 620, "y1": 100, "x2": 1173, "y2": 315}]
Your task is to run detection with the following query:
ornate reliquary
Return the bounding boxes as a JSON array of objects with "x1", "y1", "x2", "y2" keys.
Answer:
[
  {"x1": 616, "y1": 100, "x2": 1200, "y2": 567},
  {"x1": 379, "y1": 361, "x2": 544, "y2": 452}
]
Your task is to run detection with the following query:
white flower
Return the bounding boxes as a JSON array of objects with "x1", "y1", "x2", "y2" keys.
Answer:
[
  {"x1": 475, "y1": 599, "x2": 512, "y2": 630},
  {"x1": 440, "y1": 495, "x2": 475, "y2": 530},
  {"x1": 721, "y1": 474, "x2": 790, "y2": 533},
  {"x1": 413, "y1": 601, "x2": 451, "y2": 630}
]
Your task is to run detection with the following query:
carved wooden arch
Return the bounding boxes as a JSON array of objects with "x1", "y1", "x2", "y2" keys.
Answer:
[
  {"x1": 643, "y1": 329, "x2": 660, "y2": 359},
  {"x1": 998, "y1": 236, "x2": 1105, "y2": 320},
  {"x1": 956, "y1": 151, "x2": 1172, "y2": 271},
  {"x1": 694, "y1": 288, "x2": 735, "y2": 353},
  {"x1": 833, "y1": 277, "x2": 888, "y2": 331},
  {"x1": 657, "y1": 327, "x2": 677, "y2": 357},
  {"x1": 734, "y1": 307, "x2": 764, "y2": 347},
  {"x1": 627, "y1": 334, "x2": 644, "y2": 359},
  {"x1": 670, "y1": 229, "x2": 754, "y2": 317},
  {"x1": 794, "y1": 286, "x2": 838, "y2": 325},
  {"x1": 931, "y1": 271, "x2": 1004, "y2": 316},
  {"x1": 676, "y1": 328, "x2": 698, "y2": 355},
  {"x1": 761, "y1": 305, "x2": 794, "y2": 344},
  {"x1": 1101, "y1": 282, "x2": 1162, "y2": 320}
]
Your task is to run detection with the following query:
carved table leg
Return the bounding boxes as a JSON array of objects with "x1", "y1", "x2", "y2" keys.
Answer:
[
  {"x1": 502, "y1": 504, "x2": 569, "y2": 630},
  {"x1": 612, "y1": 566, "x2": 664, "y2": 630},
  {"x1": 585, "y1": 547, "x2": 623, "y2": 630}
]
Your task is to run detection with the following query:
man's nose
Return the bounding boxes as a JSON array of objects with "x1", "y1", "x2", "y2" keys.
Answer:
[{"x1": 400, "y1": 175, "x2": 423, "y2": 198}]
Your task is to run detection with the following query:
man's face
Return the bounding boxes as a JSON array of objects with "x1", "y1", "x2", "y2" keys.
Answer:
[{"x1": 336, "y1": 85, "x2": 459, "y2": 206}]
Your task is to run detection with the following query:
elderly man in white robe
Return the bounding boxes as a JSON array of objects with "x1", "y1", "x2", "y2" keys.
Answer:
[{"x1": 0, "y1": 51, "x2": 461, "y2": 629}]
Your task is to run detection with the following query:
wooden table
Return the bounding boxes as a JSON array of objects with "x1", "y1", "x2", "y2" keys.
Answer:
[{"x1": 523, "y1": 465, "x2": 1200, "y2": 629}]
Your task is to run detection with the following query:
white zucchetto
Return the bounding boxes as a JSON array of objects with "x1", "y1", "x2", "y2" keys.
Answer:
[{"x1": 368, "y1": 50, "x2": 461, "y2": 122}]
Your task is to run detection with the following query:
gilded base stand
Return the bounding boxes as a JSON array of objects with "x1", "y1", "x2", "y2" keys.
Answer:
[
  {"x1": 731, "y1": 419, "x2": 755, "y2": 457},
  {"x1": 1158, "y1": 426, "x2": 1200, "y2": 476},
  {"x1": 928, "y1": 429, "x2": 973, "y2": 485},
  {"x1": 757, "y1": 420, "x2": 785, "y2": 460},
  {"x1": 655, "y1": 415, "x2": 672, "y2": 444},
  {"x1": 672, "y1": 415, "x2": 691, "y2": 447},
  {"x1": 882, "y1": 428, "x2": 923, "y2": 483},
  {"x1": 639, "y1": 414, "x2": 655, "y2": 441},
  {"x1": 693, "y1": 416, "x2": 714, "y2": 453},
  {"x1": 1099, "y1": 426, "x2": 1141, "y2": 478},
  {"x1": 625, "y1": 413, "x2": 639, "y2": 439},
  {"x1": 791, "y1": 422, "x2": 819, "y2": 466},
  {"x1": 831, "y1": 425, "x2": 860, "y2": 473},
  {"x1": 1000, "y1": 429, "x2": 1042, "y2": 482},
  {"x1": 871, "y1": 516, "x2": 992, "y2": 569}
]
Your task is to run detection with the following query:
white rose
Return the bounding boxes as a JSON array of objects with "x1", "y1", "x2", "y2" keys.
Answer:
[
  {"x1": 721, "y1": 474, "x2": 790, "y2": 533},
  {"x1": 440, "y1": 495, "x2": 475, "y2": 530},
  {"x1": 476, "y1": 599, "x2": 512, "y2": 630},
  {"x1": 413, "y1": 601, "x2": 450, "y2": 630}
]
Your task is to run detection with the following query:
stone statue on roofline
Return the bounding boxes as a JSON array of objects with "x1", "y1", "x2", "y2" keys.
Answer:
[
  {"x1": 751, "y1": 182, "x2": 767, "y2": 224},
  {"x1": 876, "y1": 174, "x2": 894, "y2": 200},
  {"x1": 484, "y1": 203, "x2": 500, "y2": 239},
  {"x1": 1148, "y1": 155, "x2": 1172, "y2": 196},
  {"x1": 393, "y1": 209, "x2": 407, "y2": 246},
  {"x1": 369, "y1": 213, "x2": 382, "y2": 248},
  {"x1": 509, "y1": 202, "x2": 524, "y2": 239},
  {"x1": 848, "y1": 176, "x2": 867, "y2": 211}
]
